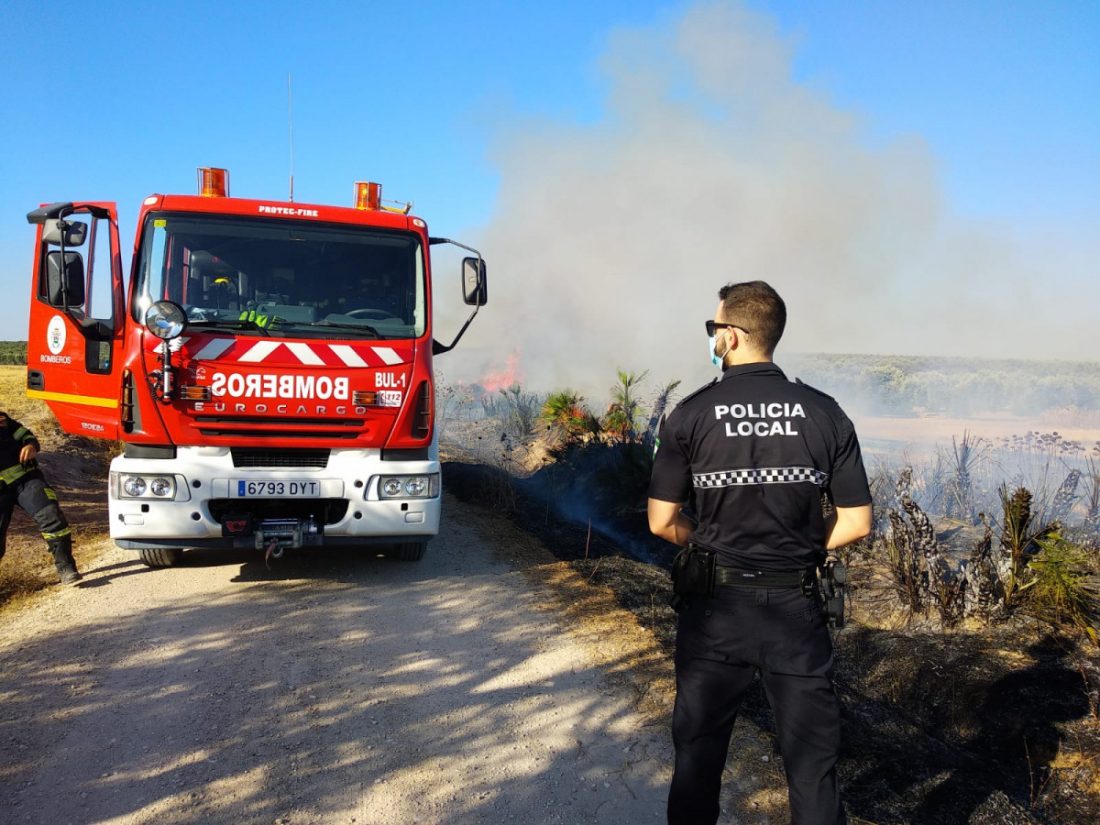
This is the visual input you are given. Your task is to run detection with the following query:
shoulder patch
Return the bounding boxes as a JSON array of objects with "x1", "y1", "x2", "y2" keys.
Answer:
[
  {"x1": 673, "y1": 378, "x2": 719, "y2": 410},
  {"x1": 794, "y1": 377, "x2": 837, "y2": 403}
]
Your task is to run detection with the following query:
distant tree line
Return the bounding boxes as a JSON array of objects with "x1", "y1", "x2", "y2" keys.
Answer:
[
  {"x1": 0, "y1": 342, "x2": 27, "y2": 365},
  {"x1": 1, "y1": 338, "x2": 1095, "y2": 416},
  {"x1": 784, "y1": 353, "x2": 1100, "y2": 416}
]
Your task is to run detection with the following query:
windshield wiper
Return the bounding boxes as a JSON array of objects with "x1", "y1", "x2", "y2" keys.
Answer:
[
  {"x1": 311, "y1": 320, "x2": 383, "y2": 338},
  {"x1": 188, "y1": 319, "x2": 271, "y2": 336}
]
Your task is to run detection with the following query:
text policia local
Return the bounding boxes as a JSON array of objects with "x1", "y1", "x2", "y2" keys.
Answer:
[{"x1": 714, "y1": 402, "x2": 806, "y2": 438}]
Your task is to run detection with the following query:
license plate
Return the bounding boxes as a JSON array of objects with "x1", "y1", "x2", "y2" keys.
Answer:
[
  {"x1": 378, "y1": 390, "x2": 403, "y2": 407},
  {"x1": 233, "y1": 480, "x2": 320, "y2": 498}
]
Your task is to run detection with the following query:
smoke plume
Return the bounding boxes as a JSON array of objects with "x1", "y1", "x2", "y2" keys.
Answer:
[{"x1": 443, "y1": 1, "x2": 1098, "y2": 402}]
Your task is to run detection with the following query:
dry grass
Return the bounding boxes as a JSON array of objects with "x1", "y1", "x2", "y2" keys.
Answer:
[{"x1": 0, "y1": 365, "x2": 113, "y2": 613}]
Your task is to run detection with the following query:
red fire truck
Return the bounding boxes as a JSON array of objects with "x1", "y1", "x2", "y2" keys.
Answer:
[{"x1": 25, "y1": 168, "x2": 487, "y2": 566}]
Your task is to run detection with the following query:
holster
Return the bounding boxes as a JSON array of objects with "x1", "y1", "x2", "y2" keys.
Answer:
[
  {"x1": 669, "y1": 543, "x2": 716, "y2": 611},
  {"x1": 819, "y1": 558, "x2": 848, "y2": 628}
]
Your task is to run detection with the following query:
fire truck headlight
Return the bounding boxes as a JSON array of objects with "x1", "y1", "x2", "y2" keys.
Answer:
[
  {"x1": 116, "y1": 473, "x2": 184, "y2": 500},
  {"x1": 378, "y1": 474, "x2": 439, "y2": 499},
  {"x1": 149, "y1": 477, "x2": 175, "y2": 498},
  {"x1": 122, "y1": 476, "x2": 147, "y2": 497},
  {"x1": 145, "y1": 301, "x2": 186, "y2": 340}
]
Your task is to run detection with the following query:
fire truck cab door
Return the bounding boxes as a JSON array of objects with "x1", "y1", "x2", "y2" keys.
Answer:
[{"x1": 25, "y1": 202, "x2": 125, "y2": 440}]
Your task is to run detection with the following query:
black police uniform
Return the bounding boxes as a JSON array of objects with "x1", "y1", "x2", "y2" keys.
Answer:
[
  {"x1": 0, "y1": 412, "x2": 80, "y2": 583},
  {"x1": 649, "y1": 362, "x2": 871, "y2": 825}
]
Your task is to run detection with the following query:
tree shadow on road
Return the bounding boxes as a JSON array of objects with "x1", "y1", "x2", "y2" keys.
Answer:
[{"x1": 0, "y1": 522, "x2": 673, "y2": 824}]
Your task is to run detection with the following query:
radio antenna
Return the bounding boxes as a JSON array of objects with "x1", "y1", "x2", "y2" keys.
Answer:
[{"x1": 287, "y1": 72, "x2": 295, "y2": 202}]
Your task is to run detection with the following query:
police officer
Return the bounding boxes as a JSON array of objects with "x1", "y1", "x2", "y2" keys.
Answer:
[
  {"x1": 0, "y1": 411, "x2": 81, "y2": 584},
  {"x1": 648, "y1": 281, "x2": 871, "y2": 825}
]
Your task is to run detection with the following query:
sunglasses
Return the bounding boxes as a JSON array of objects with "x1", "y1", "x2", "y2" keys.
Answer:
[{"x1": 705, "y1": 320, "x2": 751, "y2": 336}]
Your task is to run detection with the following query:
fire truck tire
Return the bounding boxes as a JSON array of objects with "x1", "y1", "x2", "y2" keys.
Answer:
[
  {"x1": 395, "y1": 541, "x2": 427, "y2": 562},
  {"x1": 138, "y1": 548, "x2": 183, "y2": 568}
]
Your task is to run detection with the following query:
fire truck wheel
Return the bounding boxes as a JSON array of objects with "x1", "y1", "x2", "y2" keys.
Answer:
[
  {"x1": 395, "y1": 541, "x2": 427, "y2": 562},
  {"x1": 138, "y1": 548, "x2": 183, "y2": 568}
]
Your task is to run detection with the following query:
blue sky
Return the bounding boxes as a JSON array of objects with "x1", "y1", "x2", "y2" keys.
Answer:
[{"x1": 1, "y1": 1, "x2": 1096, "y2": 366}]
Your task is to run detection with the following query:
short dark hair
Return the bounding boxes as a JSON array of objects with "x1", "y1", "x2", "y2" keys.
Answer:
[{"x1": 717, "y1": 281, "x2": 786, "y2": 354}]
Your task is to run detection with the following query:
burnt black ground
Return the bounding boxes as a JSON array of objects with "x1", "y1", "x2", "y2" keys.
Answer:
[{"x1": 443, "y1": 456, "x2": 1099, "y2": 825}]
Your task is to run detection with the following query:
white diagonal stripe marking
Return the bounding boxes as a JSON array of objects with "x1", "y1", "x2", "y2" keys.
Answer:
[
  {"x1": 373, "y1": 346, "x2": 402, "y2": 366},
  {"x1": 285, "y1": 342, "x2": 325, "y2": 366},
  {"x1": 193, "y1": 338, "x2": 234, "y2": 360},
  {"x1": 330, "y1": 344, "x2": 367, "y2": 368},
  {"x1": 239, "y1": 341, "x2": 282, "y2": 363}
]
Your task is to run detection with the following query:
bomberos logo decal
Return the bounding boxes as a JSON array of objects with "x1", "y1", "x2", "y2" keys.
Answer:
[{"x1": 41, "y1": 316, "x2": 73, "y2": 364}]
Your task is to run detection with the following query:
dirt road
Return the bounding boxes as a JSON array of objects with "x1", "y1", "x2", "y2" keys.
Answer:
[{"x1": 0, "y1": 494, "x2": 675, "y2": 824}]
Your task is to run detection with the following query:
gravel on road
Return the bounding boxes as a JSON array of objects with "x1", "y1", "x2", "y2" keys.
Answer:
[{"x1": 0, "y1": 493, "x2": 676, "y2": 824}]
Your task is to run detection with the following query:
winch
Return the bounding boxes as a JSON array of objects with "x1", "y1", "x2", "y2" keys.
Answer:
[{"x1": 254, "y1": 516, "x2": 322, "y2": 555}]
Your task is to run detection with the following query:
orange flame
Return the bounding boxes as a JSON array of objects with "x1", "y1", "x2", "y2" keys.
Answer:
[{"x1": 481, "y1": 352, "x2": 524, "y2": 392}]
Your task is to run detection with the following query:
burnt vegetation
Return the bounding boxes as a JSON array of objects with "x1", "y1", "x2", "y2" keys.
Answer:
[{"x1": 441, "y1": 361, "x2": 1100, "y2": 824}]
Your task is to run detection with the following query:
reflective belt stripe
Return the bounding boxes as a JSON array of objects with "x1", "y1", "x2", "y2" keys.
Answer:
[
  {"x1": 42, "y1": 527, "x2": 72, "y2": 539},
  {"x1": 0, "y1": 464, "x2": 29, "y2": 485},
  {"x1": 693, "y1": 467, "x2": 830, "y2": 488}
]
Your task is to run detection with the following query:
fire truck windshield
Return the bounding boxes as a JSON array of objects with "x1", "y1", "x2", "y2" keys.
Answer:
[{"x1": 134, "y1": 214, "x2": 426, "y2": 338}]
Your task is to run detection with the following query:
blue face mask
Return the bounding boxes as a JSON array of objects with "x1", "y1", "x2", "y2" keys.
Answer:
[{"x1": 708, "y1": 334, "x2": 726, "y2": 369}]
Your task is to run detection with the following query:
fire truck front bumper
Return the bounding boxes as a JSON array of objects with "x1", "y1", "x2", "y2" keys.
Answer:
[{"x1": 107, "y1": 448, "x2": 441, "y2": 551}]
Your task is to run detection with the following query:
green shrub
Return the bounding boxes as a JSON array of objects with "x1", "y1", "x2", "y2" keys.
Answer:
[
  {"x1": 0, "y1": 341, "x2": 27, "y2": 365},
  {"x1": 1027, "y1": 532, "x2": 1100, "y2": 643},
  {"x1": 601, "y1": 369, "x2": 648, "y2": 443},
  {"x1": 541, "y1": 390, "x2": 599, "y2": 441}
]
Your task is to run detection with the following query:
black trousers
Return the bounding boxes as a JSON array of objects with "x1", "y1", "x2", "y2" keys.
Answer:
[
  {"x1": 0, "y1": 471, "x2": 71, "y2": 560},
  {"x1": 668, "y1": 585, "x2": 844, "y2": 825}
]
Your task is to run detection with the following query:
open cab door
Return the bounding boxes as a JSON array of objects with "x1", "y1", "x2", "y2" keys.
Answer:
[{"x1": 26, "y1": 202, "x2": 126, "y2": 440}]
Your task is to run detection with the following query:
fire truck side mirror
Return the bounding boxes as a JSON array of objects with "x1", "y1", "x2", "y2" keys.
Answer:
[
  {"x1": 461, "y1": 257, "x2": 488, "y2": 307},
  {"x1": 44, "y1": 251, "x2": 86, "y2": 308},
  {"x1": 42, "y1": 218, "x2": 88, "y2": 247}
]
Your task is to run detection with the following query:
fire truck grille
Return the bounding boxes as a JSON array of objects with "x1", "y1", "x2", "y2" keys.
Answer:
[
  {"x1": 209, "y1": 498, "x2": 349, "y2": 526},
  {"x1": 231, "y1": 449, "x2": 331, "y2": 469},
  {"x1": 194, "y1": 416, "x2": 365, "y2": 440}
]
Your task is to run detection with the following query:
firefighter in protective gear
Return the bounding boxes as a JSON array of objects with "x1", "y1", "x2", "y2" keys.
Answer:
[{"x1": 0, "y1": 412, "x2": 81, "y2": 584}]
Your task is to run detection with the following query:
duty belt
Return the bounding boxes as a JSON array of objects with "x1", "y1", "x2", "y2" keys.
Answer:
[{"x1": 714, "y1": 566, "x2": 814, "y2": 589}]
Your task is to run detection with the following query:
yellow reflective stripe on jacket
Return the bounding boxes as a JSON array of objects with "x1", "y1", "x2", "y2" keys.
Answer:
[
  {"x1": 0, "y1": 463, "x2": 29, "y2": 485},
  {"x1": 44, "y1": 486, "x2": 58, "y2": 501},
  {"x1": 42, "y1": 527, "x2": 72, "y2": 540},
  {"x1": 239, "y1": 309, "x2": 276, "y2": 328},
  {"x1": 12, "y1": 426, "x2": 32, "y2": 443}
]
